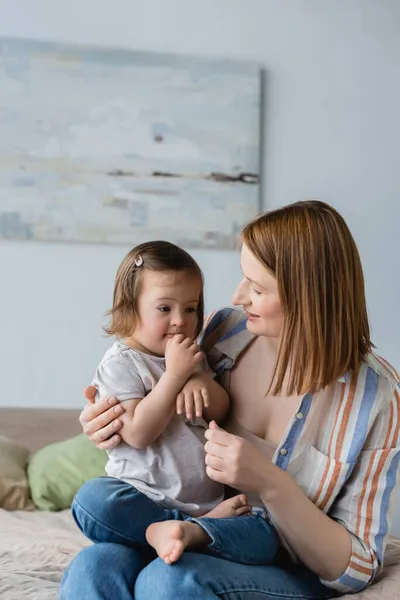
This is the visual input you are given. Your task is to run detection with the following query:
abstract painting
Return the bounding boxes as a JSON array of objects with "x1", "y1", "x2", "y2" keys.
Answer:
[{"x1": 0, "y1": 37, "x2": 261, "y2": 250}]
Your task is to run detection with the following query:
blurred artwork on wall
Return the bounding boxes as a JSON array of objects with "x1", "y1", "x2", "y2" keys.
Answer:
[{"x1": 0, "y1": 37, "x2": 261, "y2": 250}]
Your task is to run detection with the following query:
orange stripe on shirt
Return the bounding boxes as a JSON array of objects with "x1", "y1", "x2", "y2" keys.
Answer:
[
  {"x1": 312, "y1": 383, "x2": 346, "y2": 505},
  {"x1": 364, "y1": 448, "x2": 392, "y2": 541},
  {"x1": 364, "y1": 391, "x2": 400, "y2": 541},
  {"x1": 318, "y1": 372, "x2": 358, "y2": 511},
  {"x1": 361, "y1": 394, "x2": 398, "y2": 543},
  {"x1": 353, "y1": 551, "x2": 373, "y2": 566},
  {"x1": 349, "y1": 561, "x2": 373, "y2": 577},
  {"x1": 318, "y1": 461, "x2": 342, "y2": 511},
  {"x1": 356, "y1": 449, "x2": 377, "y2": 537}
]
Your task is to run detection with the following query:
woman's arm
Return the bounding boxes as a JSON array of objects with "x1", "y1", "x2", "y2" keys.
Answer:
[
  {"x1": 204, "y1": 422, "x2": 350, "y2": 580},
  {"x1": 205, "y1": 386, "x2": 400, "y2": 593},
  {"x1": 260, "y1": 465, "x2": 352, "y2": 581}
]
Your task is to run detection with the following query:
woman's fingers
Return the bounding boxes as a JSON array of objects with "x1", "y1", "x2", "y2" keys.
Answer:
[
  {"x1": 204, "y1": 453, "x2": 225, "y2": 470},
  {"x1": 80, "y1": 395, "x2": 118, "y2": 424},
  {"x1": 204, "y1": 440, "x2": 230, "y2": 459},
  {"x1": 206, "y1": 465, "x2": 227, "y2": 483},
  {"x1": 97, "y1": 434, "x2": 122, "y2": 451},
  {"x1": 91, "y1": 418, "x2": 123, "y2": 446},
  {"x1": 81, "y1": 403, "x2": 124, "y2": 436},
  {"x1": 204, "y1": 425, "x2": 232, "y2": 446}
]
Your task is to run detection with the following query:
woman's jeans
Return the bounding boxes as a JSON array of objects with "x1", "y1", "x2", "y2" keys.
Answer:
[
  {"x1": 60, "y1": 476, "x2": 340, "y2": 600},
  {"x1": 70, "y1": 476, "x2": 279, "y2": 565}
]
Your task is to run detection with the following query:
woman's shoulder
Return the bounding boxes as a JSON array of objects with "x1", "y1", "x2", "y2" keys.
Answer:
[
  {"x1": 364, "y1": 352, "x2": 400, "y2": 392},
  {"x1": 199, "y1": 307, "x2": 254, "y2": 368},
  {"x1": 202, "y1": 306, "x2": 247, "y2": 335},
  {"x1": 348, "y1": 353, "x2": 400, "y2": 425},
  {"x1": 200, "y1": 306, "x2": 249, "y2": 348}
]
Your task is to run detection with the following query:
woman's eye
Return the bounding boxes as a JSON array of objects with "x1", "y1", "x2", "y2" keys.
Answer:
[
  {"x1": 252, "y1": 288, "x2": 262, "y2": 296},
  {"x1": 186, "y1": 307, "x2": 197, "y2": 313},
  {"x1": 158, "y1": 306, "x2": 170, "y2": 312}
]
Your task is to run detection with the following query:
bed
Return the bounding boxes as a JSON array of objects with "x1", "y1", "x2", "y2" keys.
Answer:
[
  {"x1": 0, "y1": 408, "x2": 89, "y2": 599},
  {"x1": 0, "y1": 407, "x2": 399, "y2": 600}
]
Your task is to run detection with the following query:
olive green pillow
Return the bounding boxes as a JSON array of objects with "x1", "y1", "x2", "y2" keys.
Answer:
[
  {"x1": 0, "y1": 435, "x2": 34, "y2": 510},
  {"x1": 27, "y1": 434, "x2": 107, "y2": 511}
]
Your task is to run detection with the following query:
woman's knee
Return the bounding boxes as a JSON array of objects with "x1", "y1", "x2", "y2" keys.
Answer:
[{"x1": 60, "y1": 543, "x2": 142, "y2": 600}]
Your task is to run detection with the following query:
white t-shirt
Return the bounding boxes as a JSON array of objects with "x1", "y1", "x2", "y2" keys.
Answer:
[{"x1": 92, "y1": 341, "x2": 224, "y2": 516}]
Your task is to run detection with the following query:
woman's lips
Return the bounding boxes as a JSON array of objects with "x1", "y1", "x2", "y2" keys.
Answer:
[{"x1": 245, "y1": 309, "x2": 259, "y2": 320}]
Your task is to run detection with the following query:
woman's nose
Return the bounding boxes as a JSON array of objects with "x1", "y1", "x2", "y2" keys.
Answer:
[{"x1": 232, "y1": 279, "x2": 247, "y2": 306}]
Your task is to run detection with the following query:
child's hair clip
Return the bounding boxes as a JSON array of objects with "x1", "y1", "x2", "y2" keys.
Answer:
[{"x1": 134, "y1": 255, "x2": 144, "y2": 267}]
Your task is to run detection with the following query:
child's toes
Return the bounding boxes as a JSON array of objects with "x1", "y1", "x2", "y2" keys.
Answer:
[{"x1": 236, "y1": 504, "x2": 252, "y2": 516}]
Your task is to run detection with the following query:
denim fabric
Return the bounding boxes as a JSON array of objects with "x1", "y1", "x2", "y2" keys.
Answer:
[
  {"x1": 71, "y1": 476, "x2": 186, "y2": 547},
  {"x1": 60, "y1": 545, "x2": 338, "y2": 600},
  {"x1": 72, "y1": 476, "x2": 279, "y2": 564},
  {"x1": 60, "y1": 477, "x2": 339, "y2": 599},
  {"x1": 190, "y1": 514, "x2": 279, "y2": 564}
]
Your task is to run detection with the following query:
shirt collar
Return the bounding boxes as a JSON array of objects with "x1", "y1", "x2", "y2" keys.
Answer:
[{"x1": 212, "y1": 310, "x2": 348, "y2": 386}]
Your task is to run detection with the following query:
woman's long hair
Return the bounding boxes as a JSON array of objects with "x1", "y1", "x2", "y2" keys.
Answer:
[{"x1": 242, "y1": 200, "x2": 373, "y2": 395}]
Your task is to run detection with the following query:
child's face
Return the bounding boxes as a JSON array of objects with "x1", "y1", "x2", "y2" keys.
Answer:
[{"x1": 132, "y1": 269, "x2": 202, "y2": 356}]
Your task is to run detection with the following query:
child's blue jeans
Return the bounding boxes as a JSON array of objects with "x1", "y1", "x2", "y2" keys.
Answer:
[{"x1": 71, "y1": 476, "x2": 280, "y2": 565}]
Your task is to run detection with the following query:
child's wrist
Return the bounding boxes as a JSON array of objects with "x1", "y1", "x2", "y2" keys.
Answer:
[{"x1": 163, "y1": 369, "x2": 188, "y2": 389}]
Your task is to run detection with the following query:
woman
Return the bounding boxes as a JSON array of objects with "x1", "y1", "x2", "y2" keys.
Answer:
[{"x1": 61, "y1": 200, "x2": 400, "y2": 600}]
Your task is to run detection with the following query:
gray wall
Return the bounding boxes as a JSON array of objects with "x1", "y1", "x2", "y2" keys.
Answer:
[{"x1": 0, "y1": 1, "x2": 399, "y2": 417}]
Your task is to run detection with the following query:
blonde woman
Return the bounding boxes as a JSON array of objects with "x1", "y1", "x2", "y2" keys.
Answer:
[{"x1": 61, "y1": 201, "x2": 400, "y2": 600}]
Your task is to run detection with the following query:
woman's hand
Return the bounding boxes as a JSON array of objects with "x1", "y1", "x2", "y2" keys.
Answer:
[
  {"x1": 80, "y1": 386, "x2": 125, "y2": 450},
  {"x1": 204, "y1": 421, "x2": 281, "y2": 494}
]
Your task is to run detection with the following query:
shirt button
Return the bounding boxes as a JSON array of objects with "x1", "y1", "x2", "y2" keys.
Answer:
[
  {"x1": 280, "y1": 448, "x2": 288, "y2": 456},
  {"x1": 296, "y1": 412, "x2": 304, "y2": 420}
]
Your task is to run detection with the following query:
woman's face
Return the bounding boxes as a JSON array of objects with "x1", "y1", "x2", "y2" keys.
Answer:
[{"x1": 232, "y1": 244, "x2": 283, "y2": 339}]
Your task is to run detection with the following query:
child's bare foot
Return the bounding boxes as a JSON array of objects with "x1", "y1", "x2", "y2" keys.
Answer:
[
  {"x1": 146, "y1": 521, "x2": 209, "y2": 564},
  {"x1": 202, "y1": 494, "x2": 251, "y2": 519}
]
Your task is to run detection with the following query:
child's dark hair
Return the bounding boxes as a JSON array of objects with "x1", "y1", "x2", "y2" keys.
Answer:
[{"x1": 104, "y1": 240, "x2": 204, "y2": 339}]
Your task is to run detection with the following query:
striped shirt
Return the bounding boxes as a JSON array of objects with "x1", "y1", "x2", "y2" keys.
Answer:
[{"x1": 200, "y1": 307, "x2": 400, "y2": 594}]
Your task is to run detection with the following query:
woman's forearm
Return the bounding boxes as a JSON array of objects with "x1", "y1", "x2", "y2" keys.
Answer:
[{"x1": 261, "y1": 468, "x2": 352, "y2": 581}]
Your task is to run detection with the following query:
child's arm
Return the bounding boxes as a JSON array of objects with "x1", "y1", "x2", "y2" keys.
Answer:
[
  {"x1": 98, "y1": 335, "x2": 203, "y2": 449},
  {"x1": 176, "y1": 371, "x2": 230, "y2": 424},
  {"x1": 118, "y1": 370, "x2": 190, "y2": 449}
]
